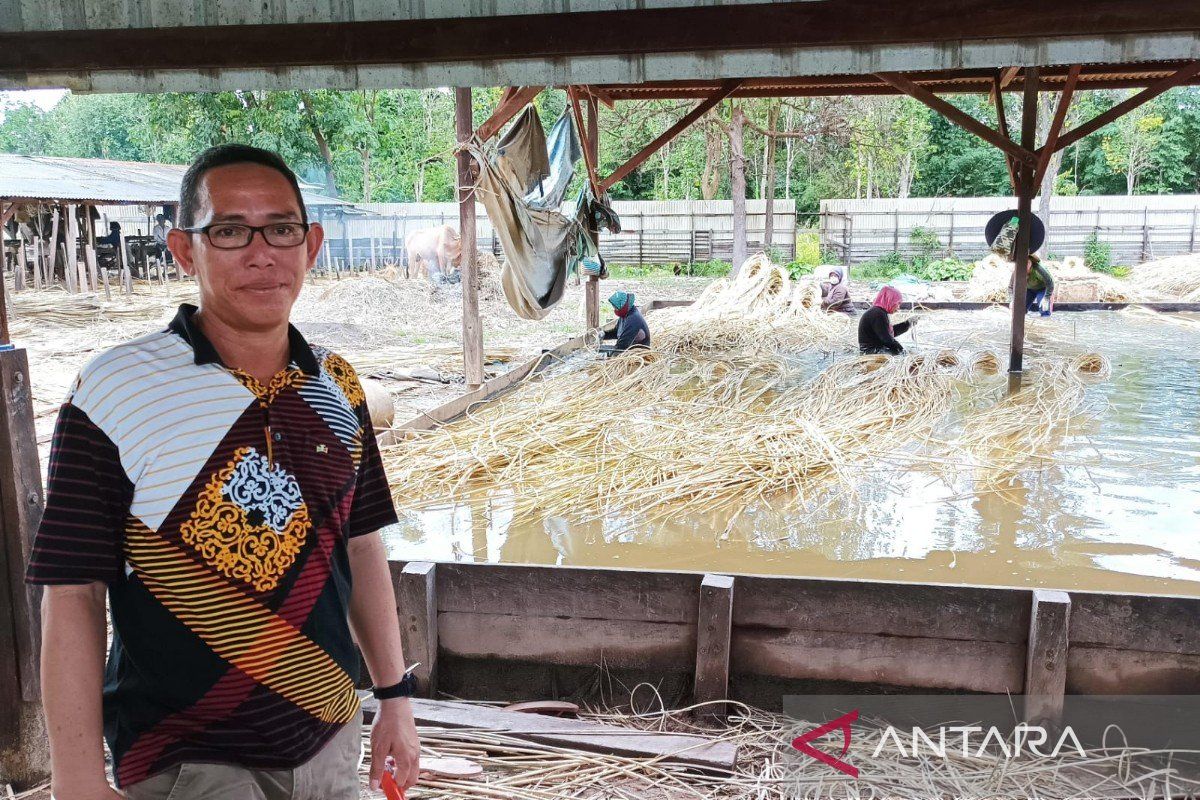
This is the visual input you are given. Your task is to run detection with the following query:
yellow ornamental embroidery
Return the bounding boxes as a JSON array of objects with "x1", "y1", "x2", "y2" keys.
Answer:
[
  {"x1": 180, "y1": 447, "x2": 310, "y2": 592},
  {"x1": 232, "y1": 368, "x2": 304, "y2": 404},
  {"x1": 321, "y1": 352, "x2": 365, "y2": 407}
]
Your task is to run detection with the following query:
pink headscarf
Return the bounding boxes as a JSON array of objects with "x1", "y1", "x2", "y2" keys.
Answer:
[{"x1": 873, "y1": 285, "x2": 903, "y2": 314}]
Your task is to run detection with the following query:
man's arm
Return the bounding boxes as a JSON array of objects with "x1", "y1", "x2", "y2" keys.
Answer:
[
  {"x1": 347, "y1": 532, "x2": 420, "y2": 792},
  {"x1": 42, "y1": 583, "x2": 123, "y2": 799}
]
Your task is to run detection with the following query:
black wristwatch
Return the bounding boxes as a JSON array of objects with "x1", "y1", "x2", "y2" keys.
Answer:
[{"x1": 372, "y1": 671, "x2": 419, "y2": 700}]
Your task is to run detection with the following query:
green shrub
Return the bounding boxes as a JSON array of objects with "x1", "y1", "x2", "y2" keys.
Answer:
[
  {"x1": 785, "y1": 260, "x2": 816, "y2": 279},
  {"x1": 684, "y1": 259, "x2": 732, "y2": 277},
  {"x1": 1084, "y1": 231, "x2": 1113, "y2": 273},
  {"x1": 915, "y1": 258, "x2": 974, "y2": 282},
  {"x1": 908, "y1": 226, "x2": 944, "y2": 271},
  {"x1": 851, "y1": 252, "x2": 908, "y2": 282},
  {"x1": 792, "y1": 230, "x2": 822, "y2": 268}
]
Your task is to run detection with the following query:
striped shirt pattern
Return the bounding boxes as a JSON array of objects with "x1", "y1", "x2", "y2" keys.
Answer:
[{"x1": 26, "y1": 304, "x2": 398, "y2": 787}]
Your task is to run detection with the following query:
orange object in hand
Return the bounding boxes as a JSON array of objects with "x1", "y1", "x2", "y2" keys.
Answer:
[{"x1": 381, "y1": 770, "x2": 406, "y2": 800}]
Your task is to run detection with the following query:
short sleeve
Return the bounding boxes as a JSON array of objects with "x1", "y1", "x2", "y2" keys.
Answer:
[
  {"x1": 26, "y1": 402, "x2": 133, "y2": 585},
  {"x1": 347, "y1": 404, "x2": 399, "y2": 538}
]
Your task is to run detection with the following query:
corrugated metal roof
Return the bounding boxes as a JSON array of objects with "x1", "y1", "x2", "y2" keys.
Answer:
[{"x1": 0, "y1": 153, "x2": 348, "y2": 208}]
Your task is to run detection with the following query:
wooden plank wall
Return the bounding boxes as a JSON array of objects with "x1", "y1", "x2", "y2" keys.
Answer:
[{"x1": 388, "y1": 560, "x2": 1200, "y2": 713}]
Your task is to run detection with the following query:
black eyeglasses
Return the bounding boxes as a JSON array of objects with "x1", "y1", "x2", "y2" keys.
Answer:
[{"x1": 182, "y1": 222, "x2": 310, "y2": 250}]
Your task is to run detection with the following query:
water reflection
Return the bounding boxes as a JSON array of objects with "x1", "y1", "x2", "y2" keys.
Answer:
[{"x1": 384, "y1": 311, "x2": 1200, "y2": 596}]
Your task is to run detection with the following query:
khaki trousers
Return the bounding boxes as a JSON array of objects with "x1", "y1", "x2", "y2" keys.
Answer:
[{"x1": 124, "y1": 711, "x2": 363, "y2": 800}]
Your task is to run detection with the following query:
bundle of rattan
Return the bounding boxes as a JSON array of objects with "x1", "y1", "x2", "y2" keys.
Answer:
[{"x1": 653, "y1": 253, "x2": 852, "y2": 356}]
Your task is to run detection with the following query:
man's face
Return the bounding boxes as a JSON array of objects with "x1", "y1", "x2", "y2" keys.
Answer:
[{"x1": 168, "y1": 163, "x2": 323, "y2": 332}]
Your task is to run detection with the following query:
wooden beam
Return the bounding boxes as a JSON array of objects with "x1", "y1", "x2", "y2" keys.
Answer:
[
  {"x1": 582, "y1": 85, "x2": 616, "y2": 109},
  {"x1": 0, "y1": 202, "x2": 15, "y2": 228},
  {"x1": 8, "y1": 1, "x2": 1200, "y2": 74},
  {"x1": 584, "y1": 96, "x2": 601, "y2": 334},
  {"x1": 1008, "y1": 66, "x2": 1040, "y2": 374},
  {"x1": 989, "y1": 66, "x2": 1022, "y2": 104},
  {"x1": 396, "y1": 561, "x2": 438, "y2": 698},
  {"x1": 46, "y1": 208, "x2": 59, "y2": 286},
  {"x1": 1033, "y1": 64, "x2": 1082, "y2": 188},
  {"x1": 599, "y1": 79, "x2": 742, "y2": 192},
  {"x1": 456, "y1": 87, "x2": 484, "y2": 390},
  {"x1": 474, "y1": 86, "x2": 544, "y2": 143},
  {"x1": 694, "y1": 574, "x2": 734, "y2": 720},
  {"x1": 1025, "y1": 589, "x2": 1070, "y2": 726},
  {"x1": 361, "y1": 696, "x2": 738, "y2": 774},
  {"x1": 992, "y1": 72, "x2": 1018, "y2": 194},
  {"x1": 876, "y1": 71, "x2": 1037, "y2": 166},
  {"x1": 0, "y1": 347, "x2": 49, "y2": 786},
  {"x1": 1053, "y1": 61, "x2": 1200, "y2": 153},
  {"x1": 568, "y1": 87, "x2": 602, "y2": 199}
]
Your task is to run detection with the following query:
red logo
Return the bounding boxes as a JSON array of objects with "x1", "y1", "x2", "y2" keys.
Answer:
[{"x1": 791, "y1": 709, "x2": 859, "y2": 778}]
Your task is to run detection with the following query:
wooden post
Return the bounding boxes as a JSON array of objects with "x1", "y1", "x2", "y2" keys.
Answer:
[
  {"x1": 31, "y1": 225, "x2": 42, "y2": 291},
  {"x1": 893, "y1": 208, "x2": 900, "y2": 252},
  {"x1": 1024, "y1": 589, "x2": 1070, "y2": 726},
  {"x1": 46, "y1": 207, "x2": 60, "y2": 287},
  {"x1": 63, "y1": 206, "x2": 78, "y2": 293},
  {"x1": 585, "y1": 96, "x2": 601, "y2": 333},
  {"x1": 638, "y1": 216, "x2": 644, "y2": 265},
  {"x1": 0, "y1": 347, "x2": 50, "y2": 787},
  {"x1": 456, "y1": 86, "x2": 484, "y2": 390},
  {"x1": 1191, "y1": 207, "x2": 1198, "y2": 253},
  {"x1": 948, "y1": 215, "x2": 956, "y2": 257},
  {"x1": 90, "y1": 247, "x2": 110, "y2": 301},
  {"x1": 1140, "y1": 207, "x2": 1150, "y2": 263},
  {"x1": 1008, "y1": 67, "x2": 1039, "y2": 374},
  {"x1": 397, "y1": 561, "x2": 438, "y2": 699},
  {"x1": 84, "y1": 208, "x2": 99, "y2": 291},
  {"x1": 117, "y1": 231, "x2": 132, "y2": 295},
  {"x1": 694, "y1": 574, "x2": 734, "y2": 720},
  {"x1": 15, "y1": 228, "x2": 27, "y2": 293},
  {"x1": 730, "y1": 103, "x2": 748, "y2": 274}
]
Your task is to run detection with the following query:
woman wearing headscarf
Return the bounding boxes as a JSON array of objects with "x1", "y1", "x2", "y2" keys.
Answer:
[
  {"x1": 820, "y1": 267, "x2": 853, "y2": 314},
  {"x1": 857, "y1": 285, "x2": 919, "y2": 355},
  {"x1": 601, "y1": 290, "x2": 651, "y2": 353}
]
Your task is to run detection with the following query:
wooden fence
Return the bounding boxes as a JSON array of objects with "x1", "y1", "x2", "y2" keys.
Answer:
[
  {"x1": 289, "y1": 200, "x2": 797, "y2": 270},
  {"x1": 821, "y1": 196, "x2": 1200, "y2": 266}
]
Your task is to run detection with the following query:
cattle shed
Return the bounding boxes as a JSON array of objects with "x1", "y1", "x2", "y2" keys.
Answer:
[{"x1": 3, "y1": 1, "x2": 1200, "y2": 791}]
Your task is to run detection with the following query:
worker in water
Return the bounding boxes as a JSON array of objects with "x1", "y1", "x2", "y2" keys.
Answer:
[
  {"x1": 985, "y1": 209, "x2": 1053, "y2": 316},
  {"x1": 1014, "y1": 254, "x2": 1055, "y2": 317},
  {"x1": 601, "y1": 290, "x2": 650, "y2": 353},
  {"x1": 820, "y1": 266, "x2": 853, "y2": 314},
  {"x1": 858, "y1": 285, "x2": 918, "y2": 355}
]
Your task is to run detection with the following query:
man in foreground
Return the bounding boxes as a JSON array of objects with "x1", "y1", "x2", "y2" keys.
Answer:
[{"x1": 28, "y1": 144, "x2": 420, "y2": 799}]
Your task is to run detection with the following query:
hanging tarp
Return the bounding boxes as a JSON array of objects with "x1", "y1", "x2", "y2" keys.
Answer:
[
  {"x1": 473, "y1": 105, "x2": 622, "y2": 320},
  {"x1": 471, "y1": 142, "x2": 580, "y2": 321},
  {"x1": 525, "y1": 111, "x2": 583, "y2": 211},
  {"x1": 496, "y1": 106, "x2": 552, "y2": 197}
]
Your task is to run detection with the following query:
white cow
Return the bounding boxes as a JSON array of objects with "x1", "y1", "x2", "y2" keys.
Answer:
[{"x1": 404, "y1": 225, "x2": 462, "y2": 283}]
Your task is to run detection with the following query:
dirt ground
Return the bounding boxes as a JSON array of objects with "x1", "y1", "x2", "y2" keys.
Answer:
[{"x1": 11, "y1": 267, "x2": 714, "y2": 468}]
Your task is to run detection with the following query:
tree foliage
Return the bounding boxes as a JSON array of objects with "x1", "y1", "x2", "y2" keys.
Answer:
[{"x1": 3, "y1": 86, "x2": 1200, "y2": 208}]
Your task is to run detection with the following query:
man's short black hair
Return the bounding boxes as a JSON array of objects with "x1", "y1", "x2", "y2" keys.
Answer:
[{"x1": 178, "y1": 144, "x2": 308, "y2": 228}]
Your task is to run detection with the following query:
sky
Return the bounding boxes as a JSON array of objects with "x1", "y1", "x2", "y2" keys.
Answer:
[{"x1": 0, "y1": 88, "x2": 69, "y2": 120}]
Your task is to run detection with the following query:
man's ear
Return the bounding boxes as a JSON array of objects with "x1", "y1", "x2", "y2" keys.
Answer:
[
  {"x1": 168, "y1": 228, "x2": 197, "y2": 277},
  {"x1": 305, "y1": 223, "x2": 325, "y2": 273}
]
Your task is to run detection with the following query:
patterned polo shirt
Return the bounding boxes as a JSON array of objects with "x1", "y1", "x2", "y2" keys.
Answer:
[{"x1": 26, "y1": 303, "x2": 398, "y2": 787}]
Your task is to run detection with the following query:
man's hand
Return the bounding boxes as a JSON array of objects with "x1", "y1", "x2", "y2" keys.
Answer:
[{"x1": 368, "y1": 698, "x2": 420, "y2": 791}]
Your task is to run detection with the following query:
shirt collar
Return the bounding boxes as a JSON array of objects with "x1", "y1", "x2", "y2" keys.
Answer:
[{"x1": 167, "y1": 303, "x2": 320, "y2": 376}]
